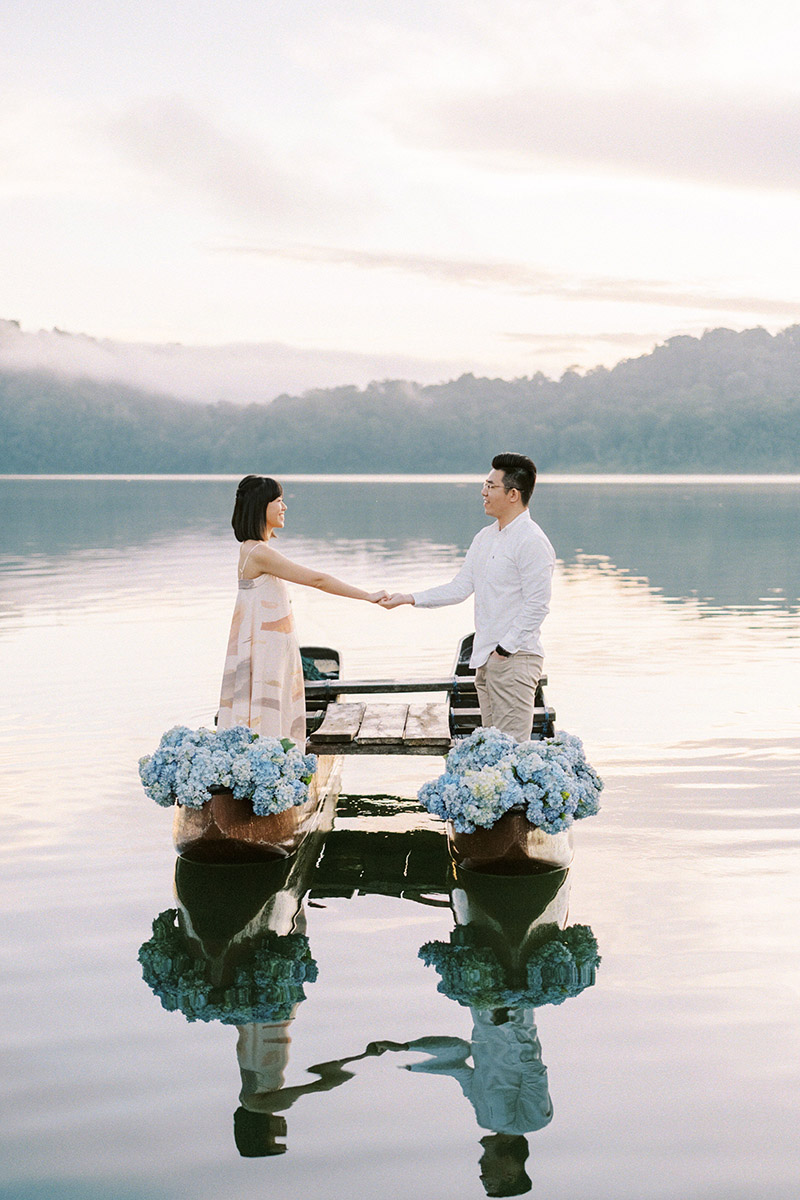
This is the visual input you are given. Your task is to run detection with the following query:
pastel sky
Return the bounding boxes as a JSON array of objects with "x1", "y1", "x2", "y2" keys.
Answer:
[{"x1": 3, "y1": 0, "x2": 800, "y2": 386}]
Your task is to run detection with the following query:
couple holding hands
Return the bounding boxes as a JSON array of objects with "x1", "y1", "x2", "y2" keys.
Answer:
[{"x1": 217, "y1": 452, "x2": 555, "y2": 747}]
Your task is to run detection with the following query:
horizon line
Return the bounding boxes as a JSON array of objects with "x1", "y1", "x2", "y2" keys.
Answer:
[{"x1": 3, "y1": 473, "x2": 800, "y2": 486}]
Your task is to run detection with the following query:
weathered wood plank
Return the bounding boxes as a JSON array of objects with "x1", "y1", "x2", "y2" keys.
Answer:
[
  {"x1": 304, "y1": 675, "x2": 547, "y2": 699},
  {"x1": 309, "y1": 702, "x2": 365, "y2": 744},
  {"x1": 452, "y1": 707, "x2": 551, "y2": 721},
  {"x1": 404, "y1": 702, "x2": 451, "y2": 747},
  {"x1": 305, "y1": 679, "x2": 454, "y2": 699},
  {"x1": 314, "y1": 741, "x2": 450, "y2": 756},
  {"x1": 356, "y1": 703, "x2": 409, "y2": 744}
]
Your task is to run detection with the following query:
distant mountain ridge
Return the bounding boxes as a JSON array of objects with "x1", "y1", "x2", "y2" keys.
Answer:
[{"x1": 2, "y1": 323, "x2": 800, "y2": 472}]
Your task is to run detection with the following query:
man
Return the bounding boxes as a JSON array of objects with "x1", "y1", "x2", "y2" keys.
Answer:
[
  {"x1": 402, "y1": 1007, "x2": 553, "y2": 1139},
  {"x1": 380, "y1": 452, "x2": 555, "y2": 742}
]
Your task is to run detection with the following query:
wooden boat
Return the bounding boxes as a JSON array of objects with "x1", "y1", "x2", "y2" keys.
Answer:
[
  {"x1": 171, "y1": 635, "x2": 562, "y2": 867},
  {"x1": 172, "y1": 753, "x2": 342, "y2": 862},
  {"x1": 446, "y1": 633, "x2": 567, "y2": 871},
  {"x1": 447, "y1": 812, "x2": 573, "y2": 874}
]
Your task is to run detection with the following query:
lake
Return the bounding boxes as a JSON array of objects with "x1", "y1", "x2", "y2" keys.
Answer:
[{"x1": 1, "y1": 474, "x2": 799, "y2": 1200}]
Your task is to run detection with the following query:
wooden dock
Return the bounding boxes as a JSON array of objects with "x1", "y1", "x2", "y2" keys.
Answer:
[
  {"x1": 308, "y1": 696, "x2": 452, "y2": 755},
  {"x1": 303, "y1": 631, "x2": 555, "y2": 755}
]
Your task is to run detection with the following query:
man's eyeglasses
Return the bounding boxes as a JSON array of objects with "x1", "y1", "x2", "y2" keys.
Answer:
[{"x1": 482, "y1": 481, "x2": 505, "y2": 491}]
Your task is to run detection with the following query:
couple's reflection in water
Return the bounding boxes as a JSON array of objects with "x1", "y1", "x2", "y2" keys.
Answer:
[{"x1": 139, "y1": 808, "x2": 599, "y2": 1194}]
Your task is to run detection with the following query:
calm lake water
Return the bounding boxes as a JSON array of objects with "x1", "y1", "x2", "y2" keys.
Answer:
[{"x1": 1, "y1": 475, "x2": 799, "y2": 1200}]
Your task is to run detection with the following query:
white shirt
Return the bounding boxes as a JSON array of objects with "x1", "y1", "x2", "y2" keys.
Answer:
[
  {"x1": 405, "y1": 1009, "x2": 553, "y2": 1135},
  {"x1": 412, "y1": 510, "x2": 555, "y2": 668}
]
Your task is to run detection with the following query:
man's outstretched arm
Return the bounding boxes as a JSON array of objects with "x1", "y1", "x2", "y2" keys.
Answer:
[{"x1": 380, "y1": 546, "x2": 477, "y2": 610}]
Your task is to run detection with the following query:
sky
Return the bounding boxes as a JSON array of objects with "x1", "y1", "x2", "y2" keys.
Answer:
[{"x1": 3, "y1": 0, "x2": 800, "y2": 394}]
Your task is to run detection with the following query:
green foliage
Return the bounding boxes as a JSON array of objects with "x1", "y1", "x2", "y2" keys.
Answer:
[{"x1": 3, "y1": 324, "x2": 800, "y2": 472}]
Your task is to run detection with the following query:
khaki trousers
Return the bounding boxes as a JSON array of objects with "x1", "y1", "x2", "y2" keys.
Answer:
[{"x1": 474, "y1": 652, "x2": 544, "y2": 742}]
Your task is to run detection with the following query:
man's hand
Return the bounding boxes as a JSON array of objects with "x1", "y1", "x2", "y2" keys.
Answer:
[{"x1": 378, "y1": 593, "x2": 414, "y2": 608}]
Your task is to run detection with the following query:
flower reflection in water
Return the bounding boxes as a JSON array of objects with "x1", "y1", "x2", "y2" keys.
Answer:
[{"x1": 138, "y1": 811, "x2": 598, "y2": 1187}]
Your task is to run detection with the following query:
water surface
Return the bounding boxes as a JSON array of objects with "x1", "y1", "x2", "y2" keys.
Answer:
[{"x1": 1, "y1": 476, "x2": 798, "y2": 1199}]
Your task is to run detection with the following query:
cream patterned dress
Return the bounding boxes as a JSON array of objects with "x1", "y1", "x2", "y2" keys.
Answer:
[{"x1": 217, "y1": 546, "x2": 307, "y2": 745}]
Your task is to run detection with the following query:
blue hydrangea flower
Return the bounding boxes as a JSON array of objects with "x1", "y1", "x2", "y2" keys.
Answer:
[
  {"x1": 139, "y1": 724, "x2": 317, "y2": 815},
  {"x1": 417, "y1": 725, "x2": 602, "y2": 833},
  {"x1": 216, "y1": 724, "x2": 258, "y2": 753},
  {"x1": 446, "y1": 726, "x2": 518, "y2": 774}
]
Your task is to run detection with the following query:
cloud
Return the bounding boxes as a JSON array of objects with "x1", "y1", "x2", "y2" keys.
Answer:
[
  {"x1": 0, "y1": 319, "x2": 466, "y2": 402},
  {"x1": 105, "y1": 96, "x2": 342, "y2": 226},
  {"x1": 498, "y1": 328, "x2": 761, "y2": 373},
  {"x1": 500, "y1": 330, "x2": 667, "y2": 364},
  {"x1": 391, "y1": 85, "x2": 800, "y2": 191},
  {"x1": 212, "y1": 240, "x2": 800, "y2": 317},
  {"x1": 502, "y1": 331, "x2": 662, "y2": 347}
]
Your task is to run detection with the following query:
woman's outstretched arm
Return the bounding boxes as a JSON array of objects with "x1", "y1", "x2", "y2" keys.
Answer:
[{"x1": 246, "y1": 543, "x2": 387, "y2": 603}]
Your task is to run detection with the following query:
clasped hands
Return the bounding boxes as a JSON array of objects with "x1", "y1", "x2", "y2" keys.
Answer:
[{"x1": 370, "y1": 592, "x2": 413, "y2": 608}]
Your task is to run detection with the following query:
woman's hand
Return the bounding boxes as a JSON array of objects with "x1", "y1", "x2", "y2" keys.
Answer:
[
  {"x1": 378, "y1": 593, "x2": 414, "y2": 608},
  {"x1": 366, "y1": 590, "x2": 390, "y2": 603}
]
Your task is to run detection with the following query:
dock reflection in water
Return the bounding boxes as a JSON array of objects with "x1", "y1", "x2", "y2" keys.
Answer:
[{"x1": 138, "y1": 805, "x2": 598, "y2": 1191}]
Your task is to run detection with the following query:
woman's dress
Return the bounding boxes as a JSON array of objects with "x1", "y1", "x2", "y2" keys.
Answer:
[{"x1": 217, "y1": 560, "x2": 307, "y2": 745}]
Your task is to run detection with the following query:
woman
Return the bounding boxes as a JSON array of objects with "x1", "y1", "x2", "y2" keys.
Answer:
[{"x1": 217, "y1": 475, "x2": 386, "y2": 744}]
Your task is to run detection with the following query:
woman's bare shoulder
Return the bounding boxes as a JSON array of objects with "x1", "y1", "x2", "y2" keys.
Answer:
[{"x1": 240, "y1": 540, "x2": 296, "y2": 579}]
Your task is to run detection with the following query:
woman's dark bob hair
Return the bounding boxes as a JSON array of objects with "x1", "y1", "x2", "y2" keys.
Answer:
[{"x1": 231, "y1": 475, "x2": 283, "y2": 542}]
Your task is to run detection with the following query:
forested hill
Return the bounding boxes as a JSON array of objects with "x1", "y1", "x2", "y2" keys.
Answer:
[{"x1": 3, "y1": 324, "x2": 800, "y2": 473}]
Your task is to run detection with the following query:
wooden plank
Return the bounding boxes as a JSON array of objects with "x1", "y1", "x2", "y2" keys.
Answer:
[
  {"x1": 309, "y1": 702, "x2": 365, "y2": 744},
  {"x1": 305, "y1": 675, "x2": 548, "y2": 699},
  {"x1": 356, "y1": 703, "x2": 409, "y2": 744},
  {"x1": 316, "y1": 741, "x2": 449, "y2": 756},
  {"x1": 305, "y1": 679, "x2": 454, "y2": 699},
  {"x1": 404, "y1": 702, "x2": 451, "y2": 747},
  {"x1": 450, "y1": 707, "x2": 555, "y2": 739},
  {"x1": 452, "y1": 707, "x2": 551, "y2": 721}
]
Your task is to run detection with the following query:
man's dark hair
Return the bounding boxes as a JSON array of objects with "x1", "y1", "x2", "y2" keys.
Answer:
[
  {"x1": 479, "y1": 1133, "x2": 531, "y2": 1197},
  {"x1": 231, "y1": 475, "x2": 282, "y2": 542},
  {"x1": 491, "y1": 453, "x2": 536, "y2": 506}
]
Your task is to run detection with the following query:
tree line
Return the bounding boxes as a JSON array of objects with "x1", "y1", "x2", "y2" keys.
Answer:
[{"x1": 2, "y1": 324, "x2": 800, "y2": 473}]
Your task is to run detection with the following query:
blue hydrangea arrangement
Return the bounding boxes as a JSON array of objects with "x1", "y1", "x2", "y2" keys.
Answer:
[
  {"x1": 139, "y1": 908, "x2": 318, "y2": 1024},
  {"x1": 138, "y1": 725, "x2": 317, "y2": 816},
  {"x1": 419, "y1": 924, "x2": 600, "y2": 1009},
  {"x1": 417, "y1": 726, "x2": 602, "y2": 834}
]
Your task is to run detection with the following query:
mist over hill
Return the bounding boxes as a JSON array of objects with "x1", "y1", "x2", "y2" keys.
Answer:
[
  {"x1": 0, "y1": 319, "x2": 463, "y2": 403},
  {"x1": 2, "y1": 323, "x2": 800, "y2": 473}
]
